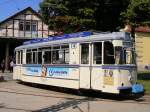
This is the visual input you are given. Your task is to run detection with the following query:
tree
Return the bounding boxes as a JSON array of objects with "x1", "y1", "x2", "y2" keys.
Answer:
[
  {"x1": 41, "y1": 0, "x2": 145, "y2": 33},
  {"x1": 39, "y1": 0, "x2": 68, "y2": 33},
  {"x1": 40, "y1": 0, "x2": 97, "y2": 34},
  {"x1": 121, "y1": 0, "x2": 150, "y2": 37},
  {"x1": 94, "y1": 0, "x2": 129, "y2": 31}
]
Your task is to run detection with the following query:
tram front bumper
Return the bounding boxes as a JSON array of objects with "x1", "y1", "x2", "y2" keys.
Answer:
[
  {"x1": 131, "y1": 84, "x2": 144, "y2": 94},
  {"x1": 118, "y1": 84, "x2": 144, "y2": 94}
]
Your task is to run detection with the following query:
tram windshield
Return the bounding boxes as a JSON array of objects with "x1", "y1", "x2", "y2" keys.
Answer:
[
  {"x1": 124, "y1": 48, "x2": 136, "y2": 64},
  {"x1": 114, "y1": 47, "x2": 135, "y2": 65},
  {"x1": 92, "y1": 41, "x2": 135, "y2": 65}
]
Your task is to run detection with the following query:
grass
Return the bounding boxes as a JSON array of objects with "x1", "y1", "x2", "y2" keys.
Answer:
[{"x1": 138, "y1": 71, "x2": 150, "y2": 94}]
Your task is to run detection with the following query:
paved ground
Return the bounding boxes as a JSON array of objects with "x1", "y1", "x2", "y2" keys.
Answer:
[
  {"x1": 0, "y1": 73, "x2": 150, "y2": 112},
  {"x1": 0, "y1": 71, "x2": 13, "y2": 81}
]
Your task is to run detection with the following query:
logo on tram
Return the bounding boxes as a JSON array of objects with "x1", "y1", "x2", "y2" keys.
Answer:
[{"x1": 48, "y1": 68, "x2": 69, "y2": 77}]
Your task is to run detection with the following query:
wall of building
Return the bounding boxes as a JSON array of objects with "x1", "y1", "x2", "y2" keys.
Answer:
[
  {"x1": 0, "y1": 9, "x2": 54, "y2": 70},
  {"x1": 135, "y1": 32, "x2": 150, "y2": 71},
  {"x1": 0, "y1": 10, "x2": 53, "y2": 39}
]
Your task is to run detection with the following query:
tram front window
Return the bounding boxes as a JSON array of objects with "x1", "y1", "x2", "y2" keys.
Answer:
[
  {"x1": 114, "y1": 47, "x2": 124, "y2": 64},
  {"x1": 114, "y1": 47, "x2": 135, "y2": 65},
  {"x1": 124, "y1": 48, "x2": 135, "y2": 64}
]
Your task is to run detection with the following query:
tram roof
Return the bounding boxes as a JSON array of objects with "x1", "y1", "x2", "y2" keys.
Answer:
[{"x1": 15, "y1": 31, "x2": 131, "y2": 50}]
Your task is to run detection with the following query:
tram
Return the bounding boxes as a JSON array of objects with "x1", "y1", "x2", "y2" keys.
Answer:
[{"x1": 13, "y1": 31, "x2": 144, "y2": 94}]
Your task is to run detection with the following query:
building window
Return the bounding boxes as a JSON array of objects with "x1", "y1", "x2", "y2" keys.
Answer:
[
  {"x1": 19, "y1": 21, "x2": 24, "y2": 31},
  {"x1": 32, "y1": 21, "x2": 37, "y2": 31},
  {"x1": 19, "y1": 20, "x2": 37, "y2": 31},
  {"x1": 25, "y1": 21, "x2": 31, "y2": 31}
]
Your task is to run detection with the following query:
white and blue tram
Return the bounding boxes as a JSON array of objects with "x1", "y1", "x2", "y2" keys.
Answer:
[{"x1": 13, "y1": 31, "x2": 144, "y2": 94}]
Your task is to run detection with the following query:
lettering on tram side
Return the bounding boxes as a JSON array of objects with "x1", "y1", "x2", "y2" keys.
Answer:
[
  {"x1": 103, "y1": 69, "x2": 114, "y2": 85},
  {"x1": 48, "y1": 68, "x2": 69, "y2": 77},
  {"x1": 25, "y1": 67, "x2": 69, "y2": 78}
]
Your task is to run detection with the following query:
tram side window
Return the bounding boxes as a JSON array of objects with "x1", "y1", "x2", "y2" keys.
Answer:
[
  {"x1": 52, "y1": 47, "x2": 60, "y2": 64},
  {"x1": 44, "y1": 50, "x2": 51, "y2": 64},
  {"x1": 93, "y1": 42, "x2": 102, "y2": 64},
  {"x1": 81, "y1": 43, "x2": 89, "y2": 64},
  {"x1": 52, "y1": 45, "x2": 69, "y2": 64},
  {"x1": 20, "y1": 50, "x2": 23, "y2": 64},
  {"x1": 64, "y1": 48, "x2": 69, "y2": 64},
  {"x1": 16, "y1": 50, "x2": 23, "y2": 64},
  {"x1": 115, "y1": 47, "x2": 124, "y2": 64},
  {"x1": 60, "y1": 45, "x2": 69, "y2": 64},
  {"x1": 38, "y1": 51, "x2": 42, "y2": 64},
  {"x1": 17, "y1": 51, "x2": 20, "y2": 64},
  {"x1": 104, "y1": 41, "x2": 115, "y2": 64},
  {"x1": 32, "y1": 52, "x2": 37, "y2": 64},
  {"x1": 26, "y1": 52, "x2": 32, "y2": 64},
  {"x1": 26, "y1": 49, "x2": 38, "y2": 64}
]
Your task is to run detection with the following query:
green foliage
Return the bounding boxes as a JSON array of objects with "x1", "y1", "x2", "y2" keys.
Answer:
[
  {"x1": 40, "y1": 0, "x2": 96, "y2": 33},
  {"x1": 95, "y1": 0, "x2": 129, "y2": 31},
  {"x1": 40, "y1": 0, "x2": 149, "y2": 33},
  {"x1": 121, "y1": 0, "x2": 150, "y2": 26},
  {"x1": 78, "y1": 8, "x2": 94, "y2": 18}
]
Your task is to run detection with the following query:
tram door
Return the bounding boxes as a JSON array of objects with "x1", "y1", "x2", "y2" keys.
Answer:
[
  {"x1": 79, "y1": 43, "x2": 91, "y2": 89},
  {"x1": 13, "y1": 50, "x2": 23, "y2": 80},
  {"x1": 91, "y1": 42, "x2": 103, "y2": 90}
]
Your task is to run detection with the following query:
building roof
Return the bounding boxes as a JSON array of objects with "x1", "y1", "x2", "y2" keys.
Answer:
[
  {"x1": 134, "y1": 26, "x2": 150, "y2": 33},
  {"x1": 124, "y1": 25, "x2": 150, "y2": 33},
  {"x1": 15, "y1": 31, "x2": 130, "y2": 49},
  {"x1": 0, "y1": 7, "x2": 43, "y2": 25}
]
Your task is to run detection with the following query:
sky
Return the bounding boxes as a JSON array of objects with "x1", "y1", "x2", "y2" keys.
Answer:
[{"x1": 0, "y1": 0, "x2": 42, "y2": 22}]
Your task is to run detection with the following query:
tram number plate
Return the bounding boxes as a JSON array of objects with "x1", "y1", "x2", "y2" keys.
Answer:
[
  {"x1": 104, "y1": 76, "x2": 114, "y2": 85},
  {"x1": 103, "y1": 69, "x2": 114, "y2": 85}
]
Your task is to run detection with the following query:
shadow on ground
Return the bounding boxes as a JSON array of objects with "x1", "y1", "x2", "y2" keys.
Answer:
[
  {"x1": 31, "y1": 92, "x2": 145, "y2": 112},
  {"x1": 18, "y1": 81, "x2": 144, "y2": 101},
  {"x1": 16, "y1": 81, "x2": 147, "y2": 112},
  {"x1": 32, "y1": 97, "x2": 91, "y2": 112}
]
